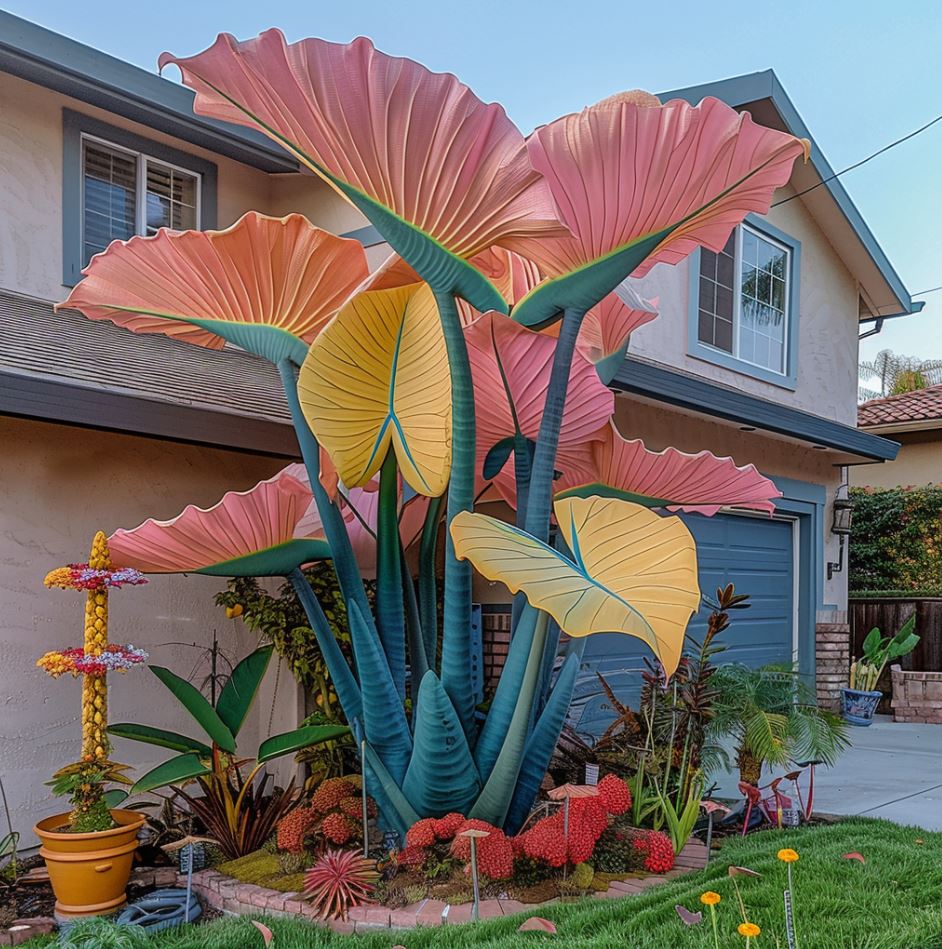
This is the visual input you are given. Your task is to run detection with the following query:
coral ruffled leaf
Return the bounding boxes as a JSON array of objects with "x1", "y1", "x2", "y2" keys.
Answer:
[
  {"x1": 298, "y1": 283, "x2": 451, "y2": 497},
  {"x1": 109, "y1": 470, "x2": 329, "y2": 575},
  {"x1": 451, "y1": 496, "x2": 700, "y2": 675},
  {"x1": 159, "y1": 32, "x2": 567, "y2": 312},
  {"x1": 556, "y1": 423, "x2": 781, "y2": 515},
  {"x1": 512, "y1": 93, "x2": 808, "y2": 326},
  {"x1": 59, "y1": 212, "x2": 368, "y2": 362},
  {"x1": 465, "y1": 312, "x2": 612, "y2": 488}
]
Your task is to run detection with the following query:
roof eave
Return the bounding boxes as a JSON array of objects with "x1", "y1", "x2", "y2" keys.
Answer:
[{"x1": 0, "y1": 11, "x2": 298, "y2": 173}]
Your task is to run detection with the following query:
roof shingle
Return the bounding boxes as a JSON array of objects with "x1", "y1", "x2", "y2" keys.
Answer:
[{"x1": 858, "y1": 385, "x2": 942, "y2": 428}]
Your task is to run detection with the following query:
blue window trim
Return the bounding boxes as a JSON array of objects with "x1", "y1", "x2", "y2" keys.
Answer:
[
  {"x1": 687, "y1": 213, "x2": 801, "y2": 390},
  {"x1": 62, "y1": 108, "x2": 218, "y2": 287},
  {"x1": 767, "y1": 474, "x2": 826, "y2": 687}
]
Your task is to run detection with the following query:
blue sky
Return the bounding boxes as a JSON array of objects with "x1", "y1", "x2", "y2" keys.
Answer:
[{"x1": 8, "y1": 0, "x2": 941, "y2": 365}]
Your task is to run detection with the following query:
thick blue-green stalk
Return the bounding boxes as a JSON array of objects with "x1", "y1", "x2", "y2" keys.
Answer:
[{"x1": 376, "y1": 450, "x2": 406, "y2": 700}]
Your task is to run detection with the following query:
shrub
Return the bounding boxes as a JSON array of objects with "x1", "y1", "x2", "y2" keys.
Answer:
[
  {"x1": 596, "y1": 774, "x2": 632, "y2": 815},
  {"x1": 593, "y1": 821, "x2": 675, "y2": 874},
  {"x1": 449, "y1": 819, "x2": 514, "y2": 880}
]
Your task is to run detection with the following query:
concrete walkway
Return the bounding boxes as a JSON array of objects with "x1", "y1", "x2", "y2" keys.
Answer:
[
  {"x1": 812, "y1": 715, "x2": 942, "y2": 829},
  {"x1": 711, "y1": 715, "x2": 942, "y2": 830}
]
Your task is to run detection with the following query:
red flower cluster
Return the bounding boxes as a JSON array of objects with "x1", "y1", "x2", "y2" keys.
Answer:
[
  {"x1": 396, "y1": 845, "x2": 428, "y2": 869},
  {"x1": 449, "y1": 819, "x2": 513, "y2": 880},
  {"x1": 321, "y1": 811, "x2": 358, "y2": 845},
  {"x1": 432, "y1": 812, "x2": 466, "y2": 840},
  {"x1": 596, "y1": 774, "x2": 632, "y2": 815},
  {"x1": 310, "y1": 777, "x2": 359, "y2": 814},
  {"x1": 632, "y1": 829, "x2": 675, "y2": 873},
  {"x1": 277, "y1": 777, "x2": 377, "y2": 856},
  {"x1": 405, "y1": 818, "x2": 438, "y2": 848},
  {"x1": 277, "y1": 806, "x2": 318, "y2": 855}
]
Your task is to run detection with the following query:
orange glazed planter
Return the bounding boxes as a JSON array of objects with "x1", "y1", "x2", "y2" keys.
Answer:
[{"x1": 34, "y1": 809, "x2": 146, "y2": 917}]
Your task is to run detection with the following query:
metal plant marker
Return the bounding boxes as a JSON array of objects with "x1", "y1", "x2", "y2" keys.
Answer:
[
  {"x1": 784, "y1": 888, "x2": 796, "y2": 949},
  {"x1": 458, "y1": 828, "x2": 489, "y2": 921},
  {"x1": 360, "y1": 738, "x2": 369, "y2": 857}
]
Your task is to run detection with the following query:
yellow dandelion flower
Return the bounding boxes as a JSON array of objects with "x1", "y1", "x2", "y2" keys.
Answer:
[
  {"x1": 700, "y1": 891, "x2": 722, "y2": 906},
  {"x1": 738, "y1": 922, "x2": 761, "y2": 938},
  {"x1": 777, "y1": 848, "x2": 799, "y2": 863}
]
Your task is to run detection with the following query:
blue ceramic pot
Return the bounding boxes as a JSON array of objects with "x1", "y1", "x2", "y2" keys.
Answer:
[{"x1": 840, "y1": 687, "x2": 882, "y2": 726}]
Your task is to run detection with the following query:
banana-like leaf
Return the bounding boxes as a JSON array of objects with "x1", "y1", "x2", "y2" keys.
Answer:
[
  {"x1": 149, "y1": 666, "x2": 236, "y2": 753},
  {"x1": 131, "y1": 753, "x2": 211, "y2": 794},
  {"x1": 505, "y1": 653, "x2": 580, "y2": 833},
  {"x1": 107, "y1": 723, "x2": 211, "y2": 757},
  {"x1": 59, "y1": 212, "x2": 369, "y2": 362},
  {"x1": 298, "y1": 283, "x2": 451, "y2": 497},
  {"x1": 159, "y1": 33, "x2": 568, "y2": 312},
  {"x1": 402, "y1": 672, "x2": 481, "y2": 816},
  {"x1": 452, "y1": 496, "x2": 700, "y2": 676},
  {"x1": 215, "y1": 646, "x2": 274, "y2": 739},
  {"x1": 512, "y1": 94, "x2": 808, "y2": 327},
  {"x1": 257, "y1": 724, "x2": 351, "y2": 764},
  {"x1": 110, "y1": 471, "x2": 330, "y2": 576}
]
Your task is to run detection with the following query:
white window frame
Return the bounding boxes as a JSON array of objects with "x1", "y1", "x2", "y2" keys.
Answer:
[
  {"x1": 700, "y1": 223, "x2": 792, "y2": 377},
  {"x1": 80, "y1": 132, "x2": 202, "y2": 250}
]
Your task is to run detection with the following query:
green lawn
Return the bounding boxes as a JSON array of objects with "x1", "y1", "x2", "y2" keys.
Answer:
[{"x1": 38, "y1": 819, "x2": 942, "y2": 949}]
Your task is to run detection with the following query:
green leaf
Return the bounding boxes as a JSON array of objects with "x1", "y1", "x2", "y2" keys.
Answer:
[
  {"x1": 402, "y1": 672, "x2": 481, "y2": 816},
  {"x1": 150, "y1": 666, "x2": 237, "y2": 753},
  {"x1": 107, "y1": 723, "x2": 212, "y2": 757},
  {"x1": 194, "y1": 538, "x2": 333, "y2": 577},
  {"x1": 862, "y1": 627, "x2": 884, "y2": 657},
  {"x1": 104, "y1": 789, "x2": 129, "y2": 809},
  {"x1": 131, "y1": 753, "x2": 211, "y2": 794},
  {"x1": 483, "y1": 437, "x2": 515, "y2": 480},
  {"x1": 216, "y1": 646, "x2": 274, "y2": 739},
  {"x1": 257, "y1": 724, "x2": 351, "y2": 764}
]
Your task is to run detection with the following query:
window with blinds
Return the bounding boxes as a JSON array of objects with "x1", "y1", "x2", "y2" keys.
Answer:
[{"x1": 81, "y1": 137, "x2": 200, "y2": 266}]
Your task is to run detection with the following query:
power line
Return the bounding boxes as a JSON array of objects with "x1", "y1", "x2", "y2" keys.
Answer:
[
  {"x1": 772, "y1": 111, "x2": 942, "y2": 208},
  {"x1": 914, "y1": 285, "x2": 942, "y2": 297}
]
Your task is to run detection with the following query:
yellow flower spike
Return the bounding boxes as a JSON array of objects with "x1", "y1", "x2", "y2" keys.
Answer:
[
  {"x1": 777, "y1": 848, "x2": 799, "y2": 863},
  {"x1": 738, "y1": 922, "x2": 761, "y2": 938},
  {"x1": 700, "y1": 891, "x2": 722, "y2": 906}
]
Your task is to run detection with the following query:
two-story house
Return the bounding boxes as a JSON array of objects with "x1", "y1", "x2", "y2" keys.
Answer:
[{"x1": 0, "y1": 11, "x2": 920, "y2": 831}]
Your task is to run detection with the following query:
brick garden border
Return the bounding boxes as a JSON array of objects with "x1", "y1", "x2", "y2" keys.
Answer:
[{"x1": 151, "y1": 838, "x2": 708, "y2": 935}]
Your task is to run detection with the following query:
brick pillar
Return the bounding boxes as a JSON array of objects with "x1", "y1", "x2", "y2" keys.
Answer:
[
  {"x1": 816, "y1": 614, "x2": 850, "y2": 710},
  {"x1": 481, "y1": 608, "x2": 512, "y2": 695}
]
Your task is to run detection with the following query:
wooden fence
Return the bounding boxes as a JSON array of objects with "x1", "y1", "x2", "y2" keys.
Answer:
[{"x1": 849, "y1": 598, "x2": 942, "y2": 710}]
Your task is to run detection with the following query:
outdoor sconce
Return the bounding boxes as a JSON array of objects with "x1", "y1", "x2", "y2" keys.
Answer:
[{"x1": 826, "y1": 483, "x2": 854, "y2": 580}]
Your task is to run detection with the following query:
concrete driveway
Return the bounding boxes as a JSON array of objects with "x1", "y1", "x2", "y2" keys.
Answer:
[
  {"x1": 711, "y1": 715, "x2": 942, "y2": 830},
  {"x1": 811, "y1": 715, "x2": 942, "y2": 829}
]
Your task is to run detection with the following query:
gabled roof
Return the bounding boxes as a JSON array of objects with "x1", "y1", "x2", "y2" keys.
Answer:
[
  {"x1": 0, "y1": 11, "x2": 297, "y2": 173},
  {"x1": 662, "y1": 71, "x2": 922, "y2": 325},
  {"x1": 858, "y1": 386, "x2": 942, "y2": 431}
]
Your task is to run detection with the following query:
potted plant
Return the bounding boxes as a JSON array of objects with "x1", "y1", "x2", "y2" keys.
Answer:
[
  {"x1": 842, "y1": 617, "x2": 919, "y2": 726},
  {"x1": 34, "y1": 533, "x2": 149, "y2": 917}
]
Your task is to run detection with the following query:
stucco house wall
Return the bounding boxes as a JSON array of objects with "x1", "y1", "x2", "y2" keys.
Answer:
[
  {"x1": 0, "y1": 414, "x2": 298, "y2": 839},
  {"x1": 851, "y1": 431, "x2": 942, "y2": 489}
]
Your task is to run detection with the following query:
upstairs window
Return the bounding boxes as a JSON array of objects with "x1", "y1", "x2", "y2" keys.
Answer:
[
  {"x1": 81, "y1": 137, "x2": 200, "y2": 266},
  {"x1": 63, "y1": 110, "x2": 217, "y2": 286},
  {"x1": 697, "y1": 224, "x2": 793, "y2": 375}
]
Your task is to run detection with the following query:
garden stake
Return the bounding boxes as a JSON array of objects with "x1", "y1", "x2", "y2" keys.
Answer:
[
  {"x1": 458, "y1": 828, "x2": 489, "y2": 921},
  {"x1": 360, "y1": 738, "x2": 369, "y2": 857},
  {"x1": 778, "y1": 849, "x2": 800, "y2": 948}
]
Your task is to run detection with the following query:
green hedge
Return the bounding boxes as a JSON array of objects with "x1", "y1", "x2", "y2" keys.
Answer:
[{"x1": 849, "y1": 485, "x2": 942, "y2": 596}]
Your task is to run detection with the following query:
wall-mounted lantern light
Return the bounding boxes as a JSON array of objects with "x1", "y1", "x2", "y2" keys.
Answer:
[{"x1": 827, "y1": 483, "x2": 853, "y2": 580}]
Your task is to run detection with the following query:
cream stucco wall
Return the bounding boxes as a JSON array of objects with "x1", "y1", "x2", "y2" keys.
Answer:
[
  {"x1": 850, "y1": 431, "x2": 942, "y2": 489},
  {"x1": 628, "y1": 187, "x2": 861, "y2": 426},
  {"x1": 0, "y1": 415, "x2": 303, "y2": 841}
]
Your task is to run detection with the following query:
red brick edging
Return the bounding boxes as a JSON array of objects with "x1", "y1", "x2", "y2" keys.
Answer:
[{"x1": 144, "y1": 838, "x2": 708, "y2": 934}]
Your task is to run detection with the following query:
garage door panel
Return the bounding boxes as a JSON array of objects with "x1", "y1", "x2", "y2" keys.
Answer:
[{"x1": 571, "y1": 512, "x2": 794, "y2": 737}]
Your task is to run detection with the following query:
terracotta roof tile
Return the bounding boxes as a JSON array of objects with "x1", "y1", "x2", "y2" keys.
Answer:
[{"x1": 858, "y1": 385, "x2": 942, "y2": 428}]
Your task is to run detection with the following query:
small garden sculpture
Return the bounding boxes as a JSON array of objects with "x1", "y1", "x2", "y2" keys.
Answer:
[{"x1": 60, "y1": 29, "x2": 809, "y2": 835}]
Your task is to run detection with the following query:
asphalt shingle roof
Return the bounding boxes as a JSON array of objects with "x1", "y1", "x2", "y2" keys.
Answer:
[{"x1": 858, "y1": 385, "x2": 942, "y2": 428}]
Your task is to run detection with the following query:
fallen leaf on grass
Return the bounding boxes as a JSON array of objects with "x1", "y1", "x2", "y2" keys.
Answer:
[
  {"x1": 251, "y1": 921, "x2": 274, "y2": 946},
  {"x1": 728, "y1": 866, "x2": 762, "y2": 878},
  {"x1": 518, "y1": 916, "x2": 557, "y2": 933},
  {"x1": 843, "y1": 852, "x2": 865, "y2": 864},
  {"x1": 675, "y1": 905, "x2": 703, "y2": 926}
]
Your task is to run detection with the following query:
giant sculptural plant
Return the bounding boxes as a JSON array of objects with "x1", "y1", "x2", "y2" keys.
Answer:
[{"x1": 61, "y1": 30, "x2": 807, "y2": 834}]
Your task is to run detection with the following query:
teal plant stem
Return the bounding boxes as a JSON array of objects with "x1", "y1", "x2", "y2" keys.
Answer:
[
  {"x1": 286, "y1": 568, "x2": 362, "y2": 723},
  {"x1": 522, "y1": 307, "x2": 584, "y2": 544},
  {"x1": 435, "y1": 290, "x2": 477, "y2": 741},
  {"x1": 401, "y1": 545, "x2": 428, "y2": 692},
  {"x1": 418, "y1": 494, "x2": 443, "y2": 669},
  {"x1": 377, "y1": 450, "x2": 406, "y2": 701}
]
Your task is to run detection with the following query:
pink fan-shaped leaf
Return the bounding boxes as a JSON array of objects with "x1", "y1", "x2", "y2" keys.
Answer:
[
  {"x1": 251, "y1": 921, "x2": 274, "y2": 946},
  {"x1": 158, "y1": 32, "x2": 565, "y2": 278},
  {"x1": 465, "y1": 312, "x2": 613, "y2": 495},
  {"x1": 109, "y1": 469, "x2": 330, "y2": 576},
  {"x1": 556, "y1": 423, "x2": 781, "y2": 515},
  {"x1": 59, "y1": 212, "x2": 368, "y2": 361},
  {"x1": 512, "y1": 92, "x2": 808, "y2": 326}
]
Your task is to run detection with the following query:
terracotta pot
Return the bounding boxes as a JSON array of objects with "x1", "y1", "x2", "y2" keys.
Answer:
[{"x1": 34, "y1": 809, "x2": 146, "y2": 917}]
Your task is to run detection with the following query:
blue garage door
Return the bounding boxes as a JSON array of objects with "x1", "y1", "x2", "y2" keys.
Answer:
[{"x1": 571, "y1": 512, "x2": 794, "y2": 736}]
